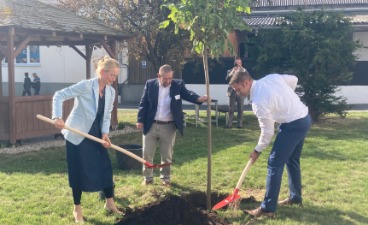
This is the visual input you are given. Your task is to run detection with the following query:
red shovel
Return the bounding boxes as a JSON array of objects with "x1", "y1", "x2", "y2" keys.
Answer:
[
  {"x1": 212, "y1": 158, "x2": 253, "y2": 210},
  {"x1": 37, "y1": 114, "x2": 170, "y2": 169}
]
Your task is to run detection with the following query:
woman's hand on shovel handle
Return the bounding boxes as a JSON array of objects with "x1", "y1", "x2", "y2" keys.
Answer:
[
  {"x1": 250, "y1": 149, "x2": 261, "y2": 164},
  {"x1": 101, "y1": 134, "x2": 112, "y2": 148},
  {"x1": 54, "y1": 118, "x2": 65, "y2": 130}
]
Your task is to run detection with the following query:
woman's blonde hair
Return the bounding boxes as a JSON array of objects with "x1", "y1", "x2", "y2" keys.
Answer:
[{"x1": 96, "y1": 55, "x2": 119, "y2": 76}]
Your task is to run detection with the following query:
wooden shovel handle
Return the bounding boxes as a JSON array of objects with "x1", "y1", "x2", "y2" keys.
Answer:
[
  {"x1": 235, "y1": 158, "x2": 253, "y2": 189},
  {"x1": 36, "y1": 114, "x2": 146, "y2": 164}
]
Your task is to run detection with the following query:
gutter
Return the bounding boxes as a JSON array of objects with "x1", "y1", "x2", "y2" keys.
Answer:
[{"x1": 249, "y1": 7, "x2": 368, "y2": 16}]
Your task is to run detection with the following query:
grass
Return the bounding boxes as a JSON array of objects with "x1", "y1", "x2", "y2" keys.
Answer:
[{"x1": 0, "y1": 109, "x2": 368, "y2": 225}]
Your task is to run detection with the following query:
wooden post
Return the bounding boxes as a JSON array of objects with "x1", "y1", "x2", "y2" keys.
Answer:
[
  {"x1": 86, "y1": 44, "x2": 92, "y2": 79},
  {"x1": 0, "y1": 57, "x2": 3, "y2": 97},
  {"x1": 7, "y1": 27, "x2": 16, "y2": 145},
  {"x1": 109, "y1": 40, "x2": 118, "y2": 130}
]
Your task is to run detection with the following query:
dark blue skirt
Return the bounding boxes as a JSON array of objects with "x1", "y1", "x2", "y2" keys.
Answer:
[{"x1": 66, "y1": 120, "x2": 113, "y2": 192}]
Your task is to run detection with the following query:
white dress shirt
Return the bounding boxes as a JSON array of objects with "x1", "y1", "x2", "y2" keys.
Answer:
[
  {"x1": 154, "y1": 82, "x2": 174, "y2": 122},
  {"x1": 250, "y1": 74, "x2": 308, "y2": 152}
]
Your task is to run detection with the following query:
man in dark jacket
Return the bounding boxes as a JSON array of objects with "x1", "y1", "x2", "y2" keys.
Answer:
[
  {"x1": 136, "y1": 64, "x2": 207, "y2": 186},
  {"x1": 22, "y1": 72, "x2": 32, "y2": 96}
]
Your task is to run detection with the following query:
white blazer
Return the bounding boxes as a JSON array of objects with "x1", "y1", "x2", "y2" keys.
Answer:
[{"x1": 52, "y1": 77, "x2": 115, "y2": 145}]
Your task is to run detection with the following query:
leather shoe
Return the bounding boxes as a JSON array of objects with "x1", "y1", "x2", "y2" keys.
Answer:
[
  {"x1": 244, "y1": 207, "x2": 275, "y2": 219},
  {"x1": 278, "y1": 198, "x2": 302, "y2": 206},
  {"x1": 142, "y1": 180, "x2": 153, "y2": 186}
]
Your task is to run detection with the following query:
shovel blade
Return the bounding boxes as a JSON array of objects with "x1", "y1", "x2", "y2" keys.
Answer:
[{"x1": 212, "y1": 194, "x2": 241, "y2": 210}]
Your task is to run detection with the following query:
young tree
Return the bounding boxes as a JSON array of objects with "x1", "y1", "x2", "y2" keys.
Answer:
[
  {"x1": 247, "y1": 11, "x2": 360, "y2": 121},
  {"x1": 162, "y1": 0, "x2": 250, "y2": 210},
  {"x1": 57, "y1": 0, "x2": 192, "y2": 72}
]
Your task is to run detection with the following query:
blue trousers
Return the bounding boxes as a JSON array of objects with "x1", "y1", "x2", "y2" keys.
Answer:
[{"x1": 261, "y1": 114, "x2": 311, "y2": 213}]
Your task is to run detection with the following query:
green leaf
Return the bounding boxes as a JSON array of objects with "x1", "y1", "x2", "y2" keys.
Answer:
[{"x1": 159, "y1": 20, "x2": 171, "y2": 29}]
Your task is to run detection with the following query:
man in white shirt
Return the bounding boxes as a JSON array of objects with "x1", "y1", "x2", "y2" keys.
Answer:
[{"x1": 229, "y1": 70, "x2": 311, "y2": 218}]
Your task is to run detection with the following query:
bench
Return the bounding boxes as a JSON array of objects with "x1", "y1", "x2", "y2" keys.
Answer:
[
  {"x1": 212, "y1": 105, "x2": 241, "y2": 126},
  {"x1": 195, "y1": 99, "x2": 219, "y2": 127}
]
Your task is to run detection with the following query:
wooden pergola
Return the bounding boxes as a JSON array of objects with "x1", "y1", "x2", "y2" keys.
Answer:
[{"x1": 0, "y1": 0, "x2": 130, "y2": 145}]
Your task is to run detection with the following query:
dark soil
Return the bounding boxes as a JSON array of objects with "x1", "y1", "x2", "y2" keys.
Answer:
[{"x1": 115, "y1": 191, "x2": 231, "y2": 225}]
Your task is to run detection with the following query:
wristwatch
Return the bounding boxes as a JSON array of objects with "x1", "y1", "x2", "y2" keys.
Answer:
[{"x1": 53, "y1": 117, "x2": 62, "y2": 120}]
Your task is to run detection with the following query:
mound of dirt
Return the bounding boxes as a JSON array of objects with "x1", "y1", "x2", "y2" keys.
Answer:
[{"x1": 115, "y1": 192, "x2": 230, "y2": 225}]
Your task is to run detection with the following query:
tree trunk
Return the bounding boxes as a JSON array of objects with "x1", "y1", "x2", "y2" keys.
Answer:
[{"x1": 202, "y1": 50, "x2": 212, "y2": 211}]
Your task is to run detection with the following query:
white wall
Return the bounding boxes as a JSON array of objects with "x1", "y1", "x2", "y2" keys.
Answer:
[
  {"x1": 336, "y1": 86, "x2": 368, "y2": 104},
  {"x1": 1, "y1": 46, "x2": 128, "y2": 93}
]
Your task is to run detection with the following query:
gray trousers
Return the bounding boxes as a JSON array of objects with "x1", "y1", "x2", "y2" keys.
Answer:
[
  {"x1": 227, "y1": 92, "x2": 245, "y2": 127},
  {"x1": 142, "y1": 122, "x2": 176, "y2": 182}
]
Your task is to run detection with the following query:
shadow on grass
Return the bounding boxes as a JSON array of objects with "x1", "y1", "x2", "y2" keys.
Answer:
[
  {"x1": 301, "y1": 143, "x2": 355, "y2": 161},
  {"x1": 235, "y1": 202, "x2": 368, "y2": 225},
  {"x1": 112, "y1": 113, "x2": 259, "y2": 169},
  {"x1": 307, "y1": 116, "x2": 368, "y2": 141}
]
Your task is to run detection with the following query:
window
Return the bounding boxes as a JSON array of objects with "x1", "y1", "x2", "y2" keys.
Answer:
[
  {"x1": 29, "y1": 45, "x2": 40, "y2": 63},
  {"x1": 3, "y1": 45, "x2": 40, "y2": 64},
  {"x1": 16, "y1": 48, "x2": 27, "y2": 63}
]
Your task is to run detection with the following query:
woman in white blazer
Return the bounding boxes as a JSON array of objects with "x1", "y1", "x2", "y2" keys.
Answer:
[{"x1": 52, "y1": 56, "x2": 121, "y2": 222}]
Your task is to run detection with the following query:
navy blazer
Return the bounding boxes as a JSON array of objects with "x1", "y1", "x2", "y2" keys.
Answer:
[{"x1": 137, "y1": 79, "x2": 202, "y2": 135}]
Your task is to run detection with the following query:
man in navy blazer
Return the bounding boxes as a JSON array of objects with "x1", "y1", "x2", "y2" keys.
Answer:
[{"x1": 137, "y1": 64, "x2": 207, "y2": 186}]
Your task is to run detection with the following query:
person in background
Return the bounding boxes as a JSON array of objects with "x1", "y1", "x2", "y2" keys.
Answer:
[
  {"x1": 225, "y1": 57, "x2": 246, "y2": 128},
  {"x1": 52, "y1": 56, "x2": 122, "y2": 222},
  {"x1": 22, "y1": 72, "x2": 32, "y2": 96},
  {"x1": 136, "y1": 64, "x2": 208, "y2": 186},
  {"x1": 32, "y1": 73, "x2": 41, "y2": 95},
  {"x1": 229, "y1": 70, "x2": 311, "y2": 218}
]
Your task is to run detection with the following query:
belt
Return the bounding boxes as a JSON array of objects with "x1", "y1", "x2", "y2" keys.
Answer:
[{"x1": 153, "y1": 120, "x2": 174, "y2": 124}]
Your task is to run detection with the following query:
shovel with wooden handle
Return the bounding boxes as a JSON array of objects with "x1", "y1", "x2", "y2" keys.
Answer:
[
  {"x1": 212, "y1": 158, "x2": 253, "y2": 210},
  {"x1": 36, "y1": 114, "x2": 170, "y2": 169}
]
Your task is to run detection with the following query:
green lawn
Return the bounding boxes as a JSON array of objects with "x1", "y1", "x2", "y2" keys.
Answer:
[{"x1": 0, "y1": 109, "x2": 367, "y2": 225}]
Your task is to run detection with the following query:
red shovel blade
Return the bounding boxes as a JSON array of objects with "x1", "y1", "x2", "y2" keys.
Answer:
[
  {"x1": 144, "y1": 162, "x2": 172, "y2": 169},
  {"x1": 212, "y1": 194, "x2": 241, "y2": 210}
]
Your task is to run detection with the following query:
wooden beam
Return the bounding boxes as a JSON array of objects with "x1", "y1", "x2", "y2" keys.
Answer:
[
  {"x1": 14, "y1": 35, "x2": 32, "y2": 57},
  {"x1": 100, "y1": 41, "x2": 116, "y2": 59},
  {"x1": 86, "y1": 44, "x2": 93, "y2": 79},
  {"x1": 69, "y1": 45, "x2": 86, "y2": 60}
]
